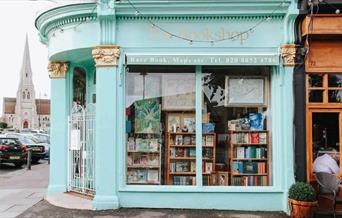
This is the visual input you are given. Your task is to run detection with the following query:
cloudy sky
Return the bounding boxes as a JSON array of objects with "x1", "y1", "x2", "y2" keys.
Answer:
[{"x1": 0, "y1": 0, "x2": 55, "y2": 112}]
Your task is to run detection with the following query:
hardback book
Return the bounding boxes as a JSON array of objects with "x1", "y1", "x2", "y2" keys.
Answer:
[
  {"x1": 189, "y1": 148, "x2": 196, "y2": 157},
  {"x1": 205, "y1": 135, "x2": 214, "y2": 146},
  {"x1": 205, "y1": 162, "x2": 213, "y2": 173},
  {"x1": 244, "y1": 162, "x2": 257, "y2": 174},
  {"x1": 133, "y1": 155, "x2": 141, "y2": 165},
  {"x1": 236, "y1": 147, "x2": 245, "y2": 159},
  {"x1": 250, "y1": 133, "x2": 259, "y2": 144},
  {"x1": 176, "y1": 148, "x2": 186, "y2": 157},
  {"x1": 175, "y1": 135, "x2": 183, "y2": 145},
  {"x1": 258, "y1": 133, "x2": 267, "y2": 144},
  {"x1": 127, "y1": 155, "x2": 133, "y2": 166},
  {"x1": 140, "y1": 155, "x2": 149, "y2": 166},
  {"x1": 183, "y1": 136, "x2": 191, "y2": 145},
  {"x1": 190, "y1": 161, "x2": 196, "y2": 172},
  {"x1": 135, "y1": 138, "x2": 149, "y2": 151},
  {"x1": 147, "y1": 170, "x2": 159, "y2": 182},
  {"x1": 127, "y1": 137, "x2": 135, "y2": 151},
  {"x1": 135, "y1": 170, "x2": 148, "y2": 181},
  {"x1": 149, "y1": 139, "x2": 159, "y2": 151},
  {"x1": 191, "y1": 135, "x2": 196, "y2": 145},
  {"x1": 176, "y1": 162, "x2": 190, "y2": 172},
  {"x1": 149, "y1": 154, "x2": 159, "y2": 166},
  {"x1": 170, "y1": 148, "x2": 176, "y2": 158}
]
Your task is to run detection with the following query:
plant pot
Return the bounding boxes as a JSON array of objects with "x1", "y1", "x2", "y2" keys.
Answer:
[{"x1": 288, "y1": 198, "x2": 318, "y2": 218}]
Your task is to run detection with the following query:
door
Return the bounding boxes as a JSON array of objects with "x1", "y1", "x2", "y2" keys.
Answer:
[{"x1": 307, "y1": 109, "x2": 342, "y2": 181}]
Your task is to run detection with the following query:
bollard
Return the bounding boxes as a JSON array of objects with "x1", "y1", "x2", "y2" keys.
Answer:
[{"x1": 27, "y1": 148, "x2": 32, "y2": 170}]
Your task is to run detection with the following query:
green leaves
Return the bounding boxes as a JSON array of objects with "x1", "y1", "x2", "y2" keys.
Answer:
[{"x1": 288, "y1": 182, "x2": 317, "y2": 202}]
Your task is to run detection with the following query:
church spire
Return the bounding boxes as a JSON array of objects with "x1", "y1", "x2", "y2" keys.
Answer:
[{"x1": 19, "y1": 34, "x2": 34, "y2": 86}]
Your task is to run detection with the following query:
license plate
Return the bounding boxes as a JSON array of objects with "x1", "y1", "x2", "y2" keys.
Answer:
[
  {"x1": 32, "y1": 148, "x2": 41, "y2": 151},
  {"x1": 10, "y1": 156, "x2": 20, "y2": 160}
]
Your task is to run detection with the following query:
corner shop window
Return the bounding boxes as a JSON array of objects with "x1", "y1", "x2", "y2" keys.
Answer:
[{"x1": 125, "y1": 66, "x2": 196, "y2": 185}]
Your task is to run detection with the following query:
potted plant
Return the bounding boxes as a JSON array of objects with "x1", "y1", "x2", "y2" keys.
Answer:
[{"x1": 288, "y1": 182, "x2": 318, "y2": 218}]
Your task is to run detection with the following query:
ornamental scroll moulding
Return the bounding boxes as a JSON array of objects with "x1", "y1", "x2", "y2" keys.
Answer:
[
  {"x1": 280, "y1": 44, "x2": 296, "y2": 67},
  {"x1": 48, "y1": 62, "x2": 68, "y2": 79},
  {"x1": 92, "y1": 45, "x2": 120, "y2": 67}
]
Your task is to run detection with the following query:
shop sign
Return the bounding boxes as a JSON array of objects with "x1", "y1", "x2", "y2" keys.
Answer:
[{"x1": 126, "y1": 54, "x2": 279, "y2": 66}]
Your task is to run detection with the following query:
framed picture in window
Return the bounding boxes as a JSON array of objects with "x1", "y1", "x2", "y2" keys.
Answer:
[{"x1": 224, "y1": 76, "x2": 268, "y2": 107}]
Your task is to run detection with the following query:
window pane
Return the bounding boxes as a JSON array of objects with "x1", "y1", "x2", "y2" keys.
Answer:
[
  {"x1": 328, "y1": 90, "x2": 342, "y2": 103},
  {"x1": 308, "y1": 74, "x2": 323, "y2": 87},
  {"x1": 312, "y1": 113, "x2": 340, "y2": 175},
  {"x1": 328, "y1": 74, "x2": 342, "y2": 87},
  {"x1": 309, "y1": 90, "x2": 323, "y2": 102},
  {"x1": 202, "y1": 67, "x2": 271, "y2": 186},
  {"x1": 125, "y1": 67, "x2": 196, "y2": 186}
]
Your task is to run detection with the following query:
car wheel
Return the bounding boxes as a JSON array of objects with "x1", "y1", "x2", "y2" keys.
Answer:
[{"x1": 14, "y1": 162, "x2": 23, "y2": 168}]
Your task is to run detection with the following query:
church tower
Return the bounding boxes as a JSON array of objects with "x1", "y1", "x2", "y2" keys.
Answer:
[{"x1": 14, "y1": 35, "x2": 38, "y2": 129}]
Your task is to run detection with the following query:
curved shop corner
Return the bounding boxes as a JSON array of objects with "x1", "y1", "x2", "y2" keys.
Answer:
[{"x1": 36, "y1": 0, "x2": 299, "y2": 212}]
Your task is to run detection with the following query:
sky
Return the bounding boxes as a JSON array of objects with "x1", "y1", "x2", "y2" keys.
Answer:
[{"x1": 0, "y1": 0, "x2": 55, "y2": 113}]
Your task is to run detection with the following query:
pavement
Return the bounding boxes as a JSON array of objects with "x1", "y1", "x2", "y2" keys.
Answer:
[{"x1": 0, "y1": 160, "x2": 48, "y2": 218}]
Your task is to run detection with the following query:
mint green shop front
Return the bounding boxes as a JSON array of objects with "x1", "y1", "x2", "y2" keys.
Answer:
[{"x1": 36, "y1": 0, "x2": 298, "y2": 212}]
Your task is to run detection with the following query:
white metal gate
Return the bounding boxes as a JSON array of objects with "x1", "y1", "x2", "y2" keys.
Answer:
[{"x1": 68, "y1": 103, "x2": 96, "y2": 196}]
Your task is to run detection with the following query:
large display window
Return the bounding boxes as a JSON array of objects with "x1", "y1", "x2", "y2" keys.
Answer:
[{"x1": 125, "y1": 66, "x2": 272, "y2": 186}]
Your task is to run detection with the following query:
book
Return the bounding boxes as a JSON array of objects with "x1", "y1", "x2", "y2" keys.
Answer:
[
  {"x1": 149, "y1": 139, "x2": 159, "y2": 151},
  {"x1": 205, "y1": 135, "x2": 214, "y2": 146},
  {"x1": 140, "y1": 155, "x2": 148, "y2": 166},
  {"x1": 189, "y1": 148, "x2": 196, "y2": 157},
  {"x1": 127, "y1": 155, "x2": 133, "y2": 166},
  {"x1": 236, "y1": 147, "x2": 245, "y2": 159},
  {"x1": 205, "y1": 162, "x2": 212, "y2": 173},
  {"x1": 149, "y1": 154, "x2": 159, "y2": 166},
  {"x1": 259, "y1": 133, "x2": 267, "y2": 144},
  {"x1": 250, "y1": 133, "x2": 259, "y2": 144},
  {"x1": 147, "y1": 170, "x2": 159, "y2": 182},
  {"x1": 183, "y1": 136, "x2": 191, "y2": 145},
  {"x1": 175, "y1": 135, "x2": 183, "y2": 145},
  {"x1": 190, "y1": 161, "x2": 196, "y2": 172},
  {"x1": 127, "y1": 137, "x2": 135, "y2": 151}
]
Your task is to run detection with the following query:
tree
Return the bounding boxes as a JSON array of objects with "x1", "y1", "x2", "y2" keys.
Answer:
[{"x1": 0, "y1": 122, "x2": 8, "y2": 129}]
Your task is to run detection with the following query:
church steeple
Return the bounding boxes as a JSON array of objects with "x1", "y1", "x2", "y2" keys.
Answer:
[{"x1": 19, "y1": 34, "x2": 34, "y2": 87}]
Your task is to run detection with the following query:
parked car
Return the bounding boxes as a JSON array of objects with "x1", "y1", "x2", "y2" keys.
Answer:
[
  {"x1": 0, "y1": 137, "x2": 27, "y2": 167},
  {"x1": 32, "y1": 133, "x2": 50, "y2": 159},
  {"x1": 4, "y1": 133, "x2": 45, "y2": 163}
]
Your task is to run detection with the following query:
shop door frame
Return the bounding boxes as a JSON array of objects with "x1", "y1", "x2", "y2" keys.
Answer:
[{"x1": 306, "y1": 108, "x2": 342, "y2": 182}]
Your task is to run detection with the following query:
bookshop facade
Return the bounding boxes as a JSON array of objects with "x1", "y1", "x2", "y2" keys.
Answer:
[{"x1": 37, "y1": 0, "x2": 298, "y2": 212}]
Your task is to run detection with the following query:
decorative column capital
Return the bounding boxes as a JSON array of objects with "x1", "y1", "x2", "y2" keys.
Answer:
[
  {"x1": 92, "y1": 45, "x2": 120, "y2": 67},
  {"x1": 280, "y1": 44, "x2": 296, "y2": 67},
  {"x1": 48, "y1": 62, "x2": 69, "y2": 79}
]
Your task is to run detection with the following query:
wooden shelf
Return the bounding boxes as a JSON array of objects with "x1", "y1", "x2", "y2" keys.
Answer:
[
  {"x1": 166, "y1": 118, "x2": 216, "y2": 185},
  {"x1": 127, "y1": 150, "x2": 160, "y2": 153},
  {"x1": 170, "y1": 157, "x2": 196, "y2": 160},
  {"x1": 127, "y1": 181, "x2": 160, "y2": 185},
  {"x1": 228, "y1": 130, "x2": 270, "y2": 186},
  {"x1": 127, "y1": 165, "x2": 160, "y2": 169},
  {"x1": 168, "y1": 132, "x2": 216, "y2": 135},
  {"x1": 228, "y1": 130, "x2": 268, "y2": 133},
  {"x1": 170, "y1": 145, "x2": 214, "y2": 147},
  {"x1": 170, "y1": 172, "x2": 195, "y2": 175},
  {"x1": 231, "y1": 173, "x2": 268, "y2": 176},
  {"x1": 232, "y1": 158, "x2": 267, "y2": 161}
]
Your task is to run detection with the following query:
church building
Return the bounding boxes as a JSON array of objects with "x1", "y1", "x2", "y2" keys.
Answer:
[{"x1": 1, "y1": 36, "x2": 50, "y2": 132}]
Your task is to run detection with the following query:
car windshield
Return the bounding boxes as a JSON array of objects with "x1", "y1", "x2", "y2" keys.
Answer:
[
  {"x1": 34, "y1": 134, "x2": 50, "y2": 143},
  {"x1": 0, "y1": 138, "x2": 20, "y2": 146},
  {"x1": 19, "y1": 137, "x2": 37, "y2": 145}
]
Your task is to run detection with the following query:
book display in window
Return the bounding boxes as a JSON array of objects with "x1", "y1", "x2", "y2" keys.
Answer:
[
  {"x1": 126, "y1": 136, "x2": 162, "y2": 184},
  {"x1": 166, "y1": 132, "x2": 216, "y2": 185},
  {"x1": 228, "y1": 130, "x2": 269, "y2": 186}
]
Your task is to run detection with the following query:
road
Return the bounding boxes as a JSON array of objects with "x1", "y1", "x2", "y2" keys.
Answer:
[{"x1": 0, "y1": 161, "x2": 49, "y2": 218}]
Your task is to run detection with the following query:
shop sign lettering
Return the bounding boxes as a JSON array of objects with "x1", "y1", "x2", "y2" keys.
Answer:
[{"x1": 127, "y1": 55, "x2": 279, "y2": 66}]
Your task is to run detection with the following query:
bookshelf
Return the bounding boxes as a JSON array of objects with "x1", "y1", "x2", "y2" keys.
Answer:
[
  {"x1": 166, "y1": 132, "x2": 216, "y2": 185},
  {"x1": 228, "y1": 130, "x2": 270, "y2": 186},
  {"x1": 126, "y1": 135, "x2": 162, "y2": 185}
]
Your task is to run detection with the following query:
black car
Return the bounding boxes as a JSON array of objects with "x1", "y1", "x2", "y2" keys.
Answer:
[
  {"x1": 0, "y1": 137, "x2": 27, "y2": 167},
  {"x1": 4, "y1": 134, "x2": 45, "y2": 163}
]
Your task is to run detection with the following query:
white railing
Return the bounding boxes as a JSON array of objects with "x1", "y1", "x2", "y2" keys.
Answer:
[{"x1": 68, "y1": 103, "x2": 96, "y2": 196}]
